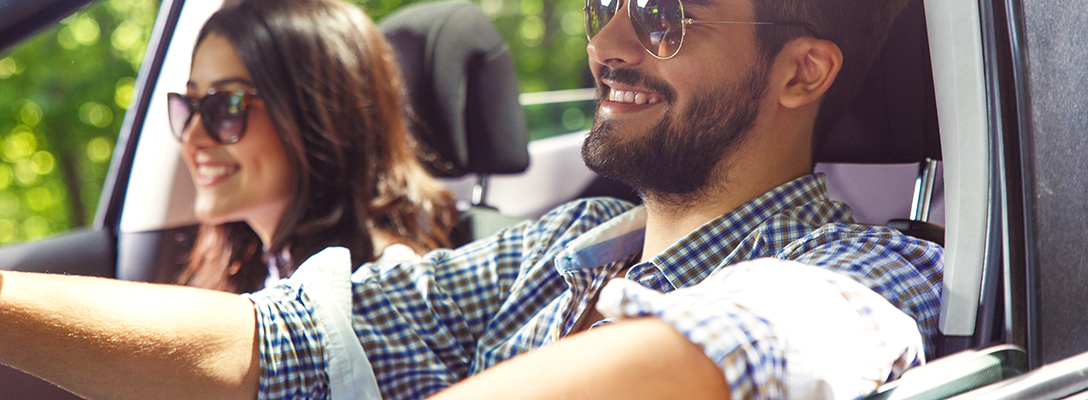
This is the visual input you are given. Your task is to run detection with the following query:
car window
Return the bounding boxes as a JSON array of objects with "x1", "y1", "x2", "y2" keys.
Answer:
[
  {"x1": 522, "y1": 90, "x2": 596, "y2": 141},
  {"x1": 4, "y1": 0, "x2": 592, "y2": 247},
  {"x1": 0, "y1": 0, "x2": 160, "y2": 245}
]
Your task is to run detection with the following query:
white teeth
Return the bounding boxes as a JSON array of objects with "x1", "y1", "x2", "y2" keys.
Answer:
[
  {"x1": 608, "y1": 88, "x2": 659, "y2": 105},
  {"x1": 198, "y1": 165, "x2": 235, "y2": 178}
]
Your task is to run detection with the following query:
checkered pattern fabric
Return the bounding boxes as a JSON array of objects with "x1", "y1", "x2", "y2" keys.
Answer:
[{"x1": 247, "y1": 174, "x2": 943, "y2": 400}]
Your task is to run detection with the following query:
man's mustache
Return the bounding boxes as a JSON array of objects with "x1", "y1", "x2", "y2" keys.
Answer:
[{"x1": 595, "y1": 66, "x2": 676, "y2": 103}]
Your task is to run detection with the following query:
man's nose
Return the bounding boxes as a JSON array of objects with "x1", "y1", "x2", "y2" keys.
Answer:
[{"x1": 587, "y1": 0, "x2": 647, "y2": 69}]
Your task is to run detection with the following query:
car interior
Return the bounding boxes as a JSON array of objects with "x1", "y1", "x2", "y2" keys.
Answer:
[
  {"x1": 377, "y1": 0, "x2": 535, "y2": 246},
  {"x1": 4, "y1": 0, "x2": 1088, "y2": 398}
]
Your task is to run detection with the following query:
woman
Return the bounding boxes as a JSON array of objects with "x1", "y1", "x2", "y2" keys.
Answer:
[{"x1": 166, "y1": 0, "x2": 457, "y2": 293}]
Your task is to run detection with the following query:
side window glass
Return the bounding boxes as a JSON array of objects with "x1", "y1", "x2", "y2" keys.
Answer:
[
  {"x1": 360, "y1": 0, "x2": 594, "y2": 141},
  {"x1": 0, "y1": 0, "x2": 160, "y2": 245}
]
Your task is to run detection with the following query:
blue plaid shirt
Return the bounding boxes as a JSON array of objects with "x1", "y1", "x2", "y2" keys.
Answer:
[{"x1": 247, "y1": 174, "x2": 943, "y2": 399}]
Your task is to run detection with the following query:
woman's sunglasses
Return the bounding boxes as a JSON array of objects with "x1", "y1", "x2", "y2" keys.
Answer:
[
  {"x1": 584, "y1": 0, "x2": 818, "y2": 60},
  {"x1": 167, "y1": 89, "x2": 259, "y2": 144}
]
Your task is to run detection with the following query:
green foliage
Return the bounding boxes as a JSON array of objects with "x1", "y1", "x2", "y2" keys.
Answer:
[
  {"x1": 0, "y1": 0, "x2": 160, "y2": 243},
  {"x1": 0, "y1": 0, "x2": 593, "y2": 245}
]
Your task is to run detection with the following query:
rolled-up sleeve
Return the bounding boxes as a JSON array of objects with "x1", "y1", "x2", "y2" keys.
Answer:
[
  {"x1": 245, "y1": 247, "x2": 382, "y2": 400},
  {"x1": 247, "y1": 280, "x2": 330, "y2": 400},
  {"x1": 596, "y1": 258, "x2": 925, "y2": 400},
  {"x1": 240, "y1": 199, "x2": 637, "y2": 400}
]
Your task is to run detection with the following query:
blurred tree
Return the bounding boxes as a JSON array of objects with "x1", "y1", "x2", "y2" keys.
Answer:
[
  {"x1": 0, "y1": 0, "x2": 593, "y2": 245},
  {"x1": 0, "y1": 0, "x2": 160, "y2": 244}
]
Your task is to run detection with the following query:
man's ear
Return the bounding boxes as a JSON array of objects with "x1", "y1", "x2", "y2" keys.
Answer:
[{"x1": 773, "y1": 38, "x2": 842, "y2": 109}]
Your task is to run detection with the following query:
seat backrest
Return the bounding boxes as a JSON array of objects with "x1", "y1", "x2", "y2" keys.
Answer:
[
  {"x1": 816, "y1": 0, "x2": 940, "y2": 164},
  {"x1": 378, "y1": 1, "x2": 529, "y2": 177},
  {"x1": 816, "y1": 0, "x2": 945, "y2": 238},
  {"x1": 378, "y1": 1, "x2": 531, "y2": 246}
]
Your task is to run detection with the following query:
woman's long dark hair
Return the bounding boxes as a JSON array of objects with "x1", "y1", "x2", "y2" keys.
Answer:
[{"x1": 178, "y1": 0, "x2": 457, "y2": 293}]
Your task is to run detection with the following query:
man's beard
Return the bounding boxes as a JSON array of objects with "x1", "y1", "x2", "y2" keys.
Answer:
[{"x1": 581, "y1": 65, "x2": 768, "y2": 201}]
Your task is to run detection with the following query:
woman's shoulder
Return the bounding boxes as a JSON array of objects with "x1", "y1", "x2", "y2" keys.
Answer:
[{"x1": 374, "y1": 243, "x2": 421, "y2": 264}]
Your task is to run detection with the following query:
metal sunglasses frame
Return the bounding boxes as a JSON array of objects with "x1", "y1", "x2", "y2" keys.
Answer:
[{"x1": 585, "y1": 0, "x2": 819, "y2": 60}]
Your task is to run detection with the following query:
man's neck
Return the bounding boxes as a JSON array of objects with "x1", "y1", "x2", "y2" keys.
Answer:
[
  {"x1": 639, "y1": 200, "x2": 723, "y2": 264},
  {"x1": 638, "y1": 168, "x2": 809, "y2": 263}
]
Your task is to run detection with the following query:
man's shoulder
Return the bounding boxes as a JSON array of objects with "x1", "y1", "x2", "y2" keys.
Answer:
[
  {"x1": 758, "y1": 194, "x2": 941, "y2": 258},
  {"x1": 440, "y1": 197, "x2": 638, "y2": 262},
  {"x1": 803, "y1": 222, "x2": 943, "y2": 252},
  {"x1": 776, "y1": 220, "x2": 944, "y2": 278},
  {"x1": 534, "y1": 196, "x2": 638, "y2": 230}
]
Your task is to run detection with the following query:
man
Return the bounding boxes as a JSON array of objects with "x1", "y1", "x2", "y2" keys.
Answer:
[{"x1": 0, "y1": 0, "x2": 939, "y2": 398}]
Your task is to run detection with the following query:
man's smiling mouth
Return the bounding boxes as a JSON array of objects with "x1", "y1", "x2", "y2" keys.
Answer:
[
  {"x1": 608, "y1": 88, "x2": 663, "y2": 105},
  {"x1": 596, "y1": 66, "x2": 674, "y2": 107}
]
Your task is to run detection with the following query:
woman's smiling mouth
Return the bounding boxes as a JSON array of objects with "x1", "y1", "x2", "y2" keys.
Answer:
[{"x1": 195, "y1": 163, "x2": 240, "y2": 186}]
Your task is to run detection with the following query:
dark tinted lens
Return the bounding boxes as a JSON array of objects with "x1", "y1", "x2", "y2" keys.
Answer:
[
  {"x1": 630, "y1": 0, "x2": 685, "y2": 58},
  {"x1": 585, "y1": 0, "x2": 620, "y2": 39},
  {"x1": 202, "y1": 92, "x2": 249, "y2": 144},
  {"x1": 167, "y1": 93, "x2": 194, "y2": 141}
]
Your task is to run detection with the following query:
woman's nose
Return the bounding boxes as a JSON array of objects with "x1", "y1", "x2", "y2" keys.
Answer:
[{"x1": 181, "y1": 114, "x2": 217, "y2": 148}]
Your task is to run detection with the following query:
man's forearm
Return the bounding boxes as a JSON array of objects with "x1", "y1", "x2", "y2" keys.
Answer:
[
  {"x1": 0, "y1": 271, "x2": 260, "y2": 400},
  {"x1": 428, "y1": 317, "x2": 729, "y2": 400}
]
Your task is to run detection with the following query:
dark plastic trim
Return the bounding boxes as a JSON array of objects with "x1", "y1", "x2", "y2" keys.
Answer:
[
  {"x1": 976, "y1": 0, "x2": 1012, "y2": 351},
  {"x1": 0, "y1": 228, "x2": 115, "y2": 277},
  {"x1": 998, "y1": 0, "x2": 1038, "y2": 369},
  {"x1": 115, "y1": 224, "x2": 197, "y2": 283},
  {"x1": 0, "y1": 0, "x2": 95, "y2": 52}
]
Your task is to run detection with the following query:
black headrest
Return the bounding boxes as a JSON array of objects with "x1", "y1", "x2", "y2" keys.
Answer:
[
  {"x1": 378, "y1": 1, "x2": 530, "y2": 177},
  {"x1": 816, "y1": 0, "x2": 941, "y2": 164}
]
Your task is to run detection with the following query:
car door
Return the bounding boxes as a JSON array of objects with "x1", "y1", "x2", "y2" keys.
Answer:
[
  {"x1": 0, "y1": 0, "x2": 217, "y2": 397},
  {"x1": 999, "y1": 0, "x2": 1088, "y2": 371}
]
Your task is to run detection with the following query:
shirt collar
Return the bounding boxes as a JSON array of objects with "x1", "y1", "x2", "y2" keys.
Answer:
[
  {"x1": 650, "y1": 173, "x2": 847, "y2": 288},
  {"x1": 559, "y1": 174, "x2": 849, "y2": 283},
  {"x1": 558, "y1": 205, "x2": 646, "y2": 273}
]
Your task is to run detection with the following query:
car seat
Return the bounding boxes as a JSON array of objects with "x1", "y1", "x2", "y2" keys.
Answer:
[
  {"x1": 818, "y1": 0, "x2": 944, "y2": 245},
  {"x1": 377, "y1": 1, "x2": 531, "y2": 247},
  {"x1": 835, "y1": 0, "x2": 1029, "y2": 397}
]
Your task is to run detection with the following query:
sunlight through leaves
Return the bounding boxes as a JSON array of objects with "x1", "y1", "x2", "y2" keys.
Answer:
[{"x1": 87, "y1": 137, "x2": 114, "y2": 163}]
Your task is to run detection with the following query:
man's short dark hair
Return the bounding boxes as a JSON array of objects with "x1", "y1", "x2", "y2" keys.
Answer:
[{"x1": 751, "y1": 0, "x2": 913, "y2": 150}]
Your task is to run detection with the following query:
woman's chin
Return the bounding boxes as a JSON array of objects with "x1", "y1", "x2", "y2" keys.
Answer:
[{"x1": 193, "y1": 204, "x2": 241, "y2": 226}]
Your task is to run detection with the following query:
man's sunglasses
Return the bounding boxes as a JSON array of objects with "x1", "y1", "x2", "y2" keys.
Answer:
[
  {"x1": 584, "y1": 0, "x2": 818, "y2": 60},
  {"x1": 167, "y1": 89, "x2": 259, "y2": 144}
]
